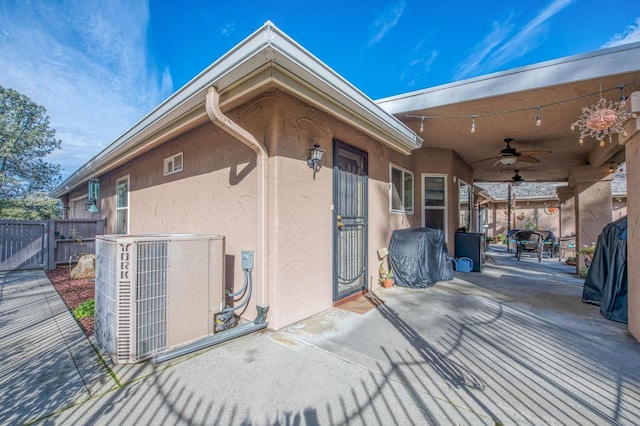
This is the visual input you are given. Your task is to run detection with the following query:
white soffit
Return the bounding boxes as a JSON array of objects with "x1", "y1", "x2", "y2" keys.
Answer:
[{"x1": 377, "y1": 41, "x2": 640, "y2": 114}]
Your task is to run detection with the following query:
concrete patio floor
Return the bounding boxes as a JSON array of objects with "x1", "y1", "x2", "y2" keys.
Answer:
[{"x1": 2, "y1": 246, "x2": 639, "y2": 425}]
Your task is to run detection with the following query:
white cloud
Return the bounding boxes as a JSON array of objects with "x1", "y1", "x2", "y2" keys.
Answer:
[
  {"x1": 602, "y1": 17, "x2": 640, "y2": 48},
  {"x1": 454, "y1": 0, "x2": 575, "y2": 79},
  {"x1": 400, "y1": 46, "x2": 439, "y2": 89},
  {"x1": 486, "y1": 0, "x2": 574, "y2": 68},
  {"x1": 453, "y1": 20, "x2": 514, "y2": 81},
  {"x1": 368, "y1": 0, "x2": 406, "y2": 47},
  {"x1": 221, "y1": 23, "x2": 236, "y2": 37},
  {"x1": 0, "y1": 0, "x2": 173, "y2": 179}
]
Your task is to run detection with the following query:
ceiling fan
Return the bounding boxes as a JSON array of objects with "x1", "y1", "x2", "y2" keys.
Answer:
[
  {"x1": 511, "y1": 170, "x2": 524, "y2": 186},
  {"x1": 489, "y1": 138, "x2": 551, "y2": 168}
]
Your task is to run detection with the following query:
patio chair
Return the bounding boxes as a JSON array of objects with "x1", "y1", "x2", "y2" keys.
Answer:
[
  {"x1": 514, "y1": 230, "x2": 544, "y2": 263},
  {"x1": 538, "y1": 230, "x2": 558, "y2": 258}
]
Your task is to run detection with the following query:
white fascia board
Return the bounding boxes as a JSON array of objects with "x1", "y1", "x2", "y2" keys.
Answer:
[
  {"x1": 378, "y1": 41, "x2": 640, "y2": 115},
  {"x1": 51, "y1": 21, "x2": 420, "y2": 197}
]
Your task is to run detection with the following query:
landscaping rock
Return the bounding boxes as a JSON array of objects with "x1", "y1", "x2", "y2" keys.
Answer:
[{"x1": 70, "y1": 254, "x2": 96, "y2": 280}]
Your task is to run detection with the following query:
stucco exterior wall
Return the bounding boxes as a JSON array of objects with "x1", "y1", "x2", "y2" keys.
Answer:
[
  {"x1": 265, "y1": 92, "x2": 418, "y2": 328},
  {"x1": 96, "y1": 119, "x2": 260, "y2": 320},
  {"x1": 89, "y1": 90, "x2": 463, "y2": 330},
  {"x1": 411, "y1": 147, "x2": 473, "y2": 252}
]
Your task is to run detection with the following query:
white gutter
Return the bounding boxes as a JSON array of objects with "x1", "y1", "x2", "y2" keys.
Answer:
[
  {"x1": 205, "y1": 87, "x2": 269, "y2": 315},
  {"x1": 51, "y1": 21, "x2": 420, "y2": 199}
]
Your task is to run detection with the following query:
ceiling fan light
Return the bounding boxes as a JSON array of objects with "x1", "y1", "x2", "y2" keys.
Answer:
[
  {"x1": 512, "y1": 179, "x2": 522, "y2": 186},
  {"x1": 500, "y1": 156, "x2": 518, "y2": 165}
]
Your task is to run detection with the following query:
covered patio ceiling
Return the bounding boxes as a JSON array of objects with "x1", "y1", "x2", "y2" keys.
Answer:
[{"x1": 378, "y1": 42, "x2": 640, "y2": 183}]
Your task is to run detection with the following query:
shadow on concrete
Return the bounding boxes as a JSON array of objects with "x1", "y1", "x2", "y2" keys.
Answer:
[{"x1": 4, "y1": 255, "x2": 640, "y2": 425}]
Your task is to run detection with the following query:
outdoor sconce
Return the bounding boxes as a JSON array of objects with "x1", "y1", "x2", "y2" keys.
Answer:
[{"x1": 307, "y1": 143, "x2": 325, "y2": 179}]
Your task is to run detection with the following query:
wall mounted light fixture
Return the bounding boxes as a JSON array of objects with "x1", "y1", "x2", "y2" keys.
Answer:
[{"x1": 307, "y1": 143, "x2": 324, "y2": 179}]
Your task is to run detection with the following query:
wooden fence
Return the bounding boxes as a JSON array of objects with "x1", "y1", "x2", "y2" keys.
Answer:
[
  {"x1": 0, "y1": 219, "x2": 105, "y2": 271},
  {"x1": 0, "y1": 221, "x2": 47, "y2": 271},
  {"x1": 47, "y1": 219, "x2": 106, "y2": 269}
]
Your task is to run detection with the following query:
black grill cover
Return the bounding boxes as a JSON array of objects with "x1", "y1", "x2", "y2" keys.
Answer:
[
  {"x1": 582, "y1": 216, "x2": 628, "y2": 323},
  {"x1": 388, "y1": 228, "x2": 454, "y2": 288}
]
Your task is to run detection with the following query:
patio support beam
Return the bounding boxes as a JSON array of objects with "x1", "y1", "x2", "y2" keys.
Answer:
[
  {"x1": 568, "y1": 165, "x2": 613, "y2": 274},
  {"x1": 556, "y1": 186, "x2": 576, "y2": 267},
  {"x1": 619, "y1": 91, "x2": 640, "y2": 340}
]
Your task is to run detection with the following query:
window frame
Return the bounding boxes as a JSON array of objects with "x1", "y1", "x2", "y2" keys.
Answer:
[
  {"x1": 115, "y1": 175, "x2": 130, "y2": 234},
  {"x1": 421, "y1": 173, "x2": 448, "y2": 240},
  {"x1": 389, "y1": 163, "x2": 414, "y2": 214},
  {"x1": 163, "y1": 152, "x2": 184, "y2": 176}
]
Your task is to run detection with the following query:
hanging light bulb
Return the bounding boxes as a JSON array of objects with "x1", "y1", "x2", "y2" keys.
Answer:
[
  {"x1": 470, "y1": 116, "x2": 476, "y2": 134},
  {"x1": 535, "y1": 107, "x2": 542, "y2": 126},
  {"x1": 579, "y1": 138, "x2": 584, "y2": 146},
  {"x1": 599, "y1": 139, "x2": 605, "y2": 147},
  {"x1": 419, "y1": 117, "x2": 424, "y2": 133}
]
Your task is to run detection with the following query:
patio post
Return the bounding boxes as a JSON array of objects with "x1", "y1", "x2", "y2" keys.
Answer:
[{"x1": 619, "y1": 91, "x2": 640, "y2": 340}]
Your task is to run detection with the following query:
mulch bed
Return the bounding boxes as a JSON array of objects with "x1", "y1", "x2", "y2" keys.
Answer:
[{"x1": 45, "y1": 267, "x2": 95, "y2": 336}]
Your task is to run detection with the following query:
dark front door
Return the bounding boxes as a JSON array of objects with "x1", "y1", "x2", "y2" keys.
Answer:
[{"x1": 333, "y1": 140, "x2": 368, "y2": 301}]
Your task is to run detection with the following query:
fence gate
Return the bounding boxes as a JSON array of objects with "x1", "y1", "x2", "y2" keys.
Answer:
[{"x1": 0, "y1": 221, "x2": 47, "y2": 271}]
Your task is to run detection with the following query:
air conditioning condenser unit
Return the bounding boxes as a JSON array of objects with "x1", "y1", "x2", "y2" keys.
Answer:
[{"x1": 94, "y1": 234, "x2": 225, "y2": 364}]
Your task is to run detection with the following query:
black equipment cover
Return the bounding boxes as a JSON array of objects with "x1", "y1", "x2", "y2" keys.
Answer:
[
  {"x1": 388, "y1": 228, "x2": 454, "y2": 288},
  {"x1": 582, "y1": 216, "x2": 628, "y2": 323}
]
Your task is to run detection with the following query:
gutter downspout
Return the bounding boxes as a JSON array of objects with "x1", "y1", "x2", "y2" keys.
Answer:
[{"x1": 205, "y1": 87, "x2": 269, "y2": 323}]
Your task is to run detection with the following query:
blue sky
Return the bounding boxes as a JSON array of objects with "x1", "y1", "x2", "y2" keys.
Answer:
[{"x1": 1, "y1": 0, "x2": 639, "y2": 180}]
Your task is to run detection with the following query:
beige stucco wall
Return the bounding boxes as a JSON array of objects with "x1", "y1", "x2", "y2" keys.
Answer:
[
  {"x1": 411, "y1": 147, "x2": 473, "y2": 251},
  {"x1": 89, "y1": 90, "x2": 465, "y2": 330}
]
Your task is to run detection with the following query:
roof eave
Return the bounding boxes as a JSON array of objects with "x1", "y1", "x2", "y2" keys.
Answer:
[
  {"x1": 377, "y1": 41, "x2": 640, "y2": 115},
  {"x1": 51, "y1": 21, "x2": 420, "y2": 198}
]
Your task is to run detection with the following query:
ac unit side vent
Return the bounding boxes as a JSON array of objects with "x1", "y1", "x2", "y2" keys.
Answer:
[{"x1": 135, "y1": 240, "x2": 168, "y2": 359}]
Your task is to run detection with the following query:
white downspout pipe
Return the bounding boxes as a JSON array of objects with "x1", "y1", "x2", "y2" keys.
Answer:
[{"x1": 205, "y1": 87, "x2": 269, "y2": 321}]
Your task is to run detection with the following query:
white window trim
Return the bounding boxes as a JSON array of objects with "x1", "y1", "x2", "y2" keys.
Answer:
[
  {"x1": 389, "y1": 163, "x2": 414, "y2": 214},
  {"x1": 422, "y1": 173, "x2": 448, "y2": 241},
  {"x1": 164, "y1": 152, "x2": 184, "y2": 176},
  {"x1": 116, "y1": 175, "x2": 130, "y2": 234}
]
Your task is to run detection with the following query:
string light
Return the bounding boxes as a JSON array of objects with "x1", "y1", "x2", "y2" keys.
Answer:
[{"x1": 404, "y1": 79, "x2": 639, "y2": 136}]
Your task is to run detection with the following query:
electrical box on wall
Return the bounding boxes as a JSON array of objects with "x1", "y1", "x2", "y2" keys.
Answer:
[{"x1": 241, "y1": 250, "x2": 254, "y2": 270}]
